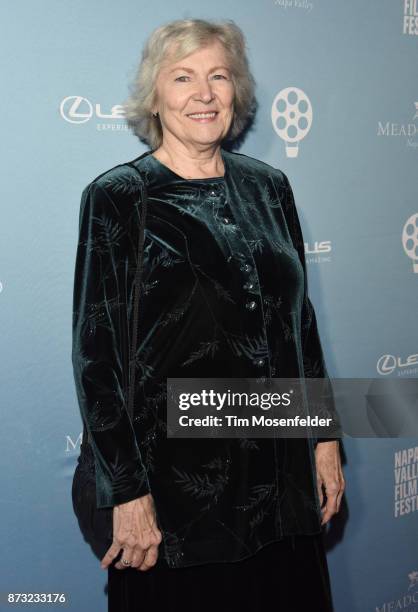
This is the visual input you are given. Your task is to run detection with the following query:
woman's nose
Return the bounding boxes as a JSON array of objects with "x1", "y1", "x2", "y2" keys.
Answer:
[{"x1": 194, "y1": 80, "x2": 215, "y2": 102}]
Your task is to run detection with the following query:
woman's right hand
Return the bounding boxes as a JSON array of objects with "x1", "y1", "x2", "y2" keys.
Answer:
[{"x1": 100, "y1": 493, "x2": 162, "y2": 572}]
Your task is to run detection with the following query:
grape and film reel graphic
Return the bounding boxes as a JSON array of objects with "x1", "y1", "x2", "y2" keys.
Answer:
[
  {"x1": 271, "y1": 87, "x2": 313, "y2": 158},
  {"x1": 402, "y1": 213, "x2": 418, "y2": 273}
]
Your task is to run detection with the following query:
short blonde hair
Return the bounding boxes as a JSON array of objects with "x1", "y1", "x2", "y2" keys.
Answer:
[{"x1": 123, "y1": 18, "x2": 256, "y2": 150}]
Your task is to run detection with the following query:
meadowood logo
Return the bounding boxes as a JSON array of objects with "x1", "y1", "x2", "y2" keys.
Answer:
[
  {"x1": 66, "y1": 433, "x2": 82, "y2": 452},
  {"x1": 376, "y1": 570, "x2": 418, "y2": 611},
  {"x1": 377, "y1": 103, "x2": 418, "y2": 149}
]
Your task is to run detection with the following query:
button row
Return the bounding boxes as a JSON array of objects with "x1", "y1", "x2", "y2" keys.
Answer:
[
  {"x1": 243, "y1": 268, "x2": 264, "y2": 366},
  {"x1": 222, "y1": 242, "x2": 266, "y2": 369}
]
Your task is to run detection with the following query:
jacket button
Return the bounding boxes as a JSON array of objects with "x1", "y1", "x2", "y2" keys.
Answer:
[
  {"x1": 254, "y1": 358, "x2": 265, "y2": 367},
  {"x1": 246, "y1": 300, "x2": 257, "y2": 310},
  {"x1": 241, "y1": 263, "x2": 252, "y2": 272},
  {"x1": 243, "y1": 282, "x2": 254, "y2": 290}
]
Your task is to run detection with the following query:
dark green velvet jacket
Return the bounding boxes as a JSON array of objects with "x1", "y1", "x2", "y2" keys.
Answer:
[{"x1": 72, "y1": 147, "x2": 338, "y2": 568}]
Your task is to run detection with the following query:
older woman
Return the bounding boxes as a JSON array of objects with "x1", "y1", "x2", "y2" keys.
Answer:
[{"x1": 71, "y1": 17, "x2": 344, "y2": 612}]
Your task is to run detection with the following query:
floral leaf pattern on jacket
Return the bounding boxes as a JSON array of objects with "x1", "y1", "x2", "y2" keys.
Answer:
[{"x1": 72, "y1": 148, "x2": 341, "y2": 568}]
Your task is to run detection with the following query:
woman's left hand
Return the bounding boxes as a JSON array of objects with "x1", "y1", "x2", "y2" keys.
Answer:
[{"x1": 315, "y1": 440, "x2": 345, "y2": 525}]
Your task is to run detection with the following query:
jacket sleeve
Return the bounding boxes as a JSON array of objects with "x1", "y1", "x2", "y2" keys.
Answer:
[
  {"x1": 280, "y1": 172, "x2": 341, "y2": 447},
  {"x1": 72, "y1": 180, "x2": 151, "y2": 508}
]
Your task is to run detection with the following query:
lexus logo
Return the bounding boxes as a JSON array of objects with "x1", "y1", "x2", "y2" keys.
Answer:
[
  {"x1": 377, "y1": 353, "x2": 418, "y2": 375},
  {"x1": 60, "y1": 96, "x2": 125, "y2": 124}
]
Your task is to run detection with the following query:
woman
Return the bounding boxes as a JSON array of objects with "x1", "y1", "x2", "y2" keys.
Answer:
[{"x1": 71, "y1": 17, "x2": 344, "y2": 611}]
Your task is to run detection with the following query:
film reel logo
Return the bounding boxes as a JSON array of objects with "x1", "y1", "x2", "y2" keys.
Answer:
[
  {"x1": 402, "y1": 213, "x2": 418, "y2": 273},
  {"x1": 271, "y1": 87, "x2": 312, "y2": 158}
]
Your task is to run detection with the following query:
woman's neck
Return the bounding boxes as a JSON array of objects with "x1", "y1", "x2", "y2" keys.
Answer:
[{"x1": 152, "y1": 144, "x2": 225, "y2": 179}]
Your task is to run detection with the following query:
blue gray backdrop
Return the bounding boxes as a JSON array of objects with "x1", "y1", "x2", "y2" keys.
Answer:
[{"x1": 1, "y1": 1, "x2": 417, "y2": 610}]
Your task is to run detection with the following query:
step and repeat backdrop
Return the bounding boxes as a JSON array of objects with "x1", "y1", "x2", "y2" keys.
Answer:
[{"x1": 1, "y1": 1, "x2": 417, "y2": 610}]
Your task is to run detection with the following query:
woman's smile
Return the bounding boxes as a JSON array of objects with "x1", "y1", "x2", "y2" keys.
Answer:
[{"x1": 186, "y1": 111, "x2": 219, "y2": 122}]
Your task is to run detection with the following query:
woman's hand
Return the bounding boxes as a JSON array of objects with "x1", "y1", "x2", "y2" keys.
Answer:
[
  {"x1": 100, "y1": 493, "x2": 162, "y2": 571},
  {"x1": 315, "y1": 441, "x2": 345, "y2": 526}
]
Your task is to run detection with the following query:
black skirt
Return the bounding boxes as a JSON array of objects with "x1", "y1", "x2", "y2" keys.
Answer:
[{"x1": 108, "y1": 533, "x2": 334, "y2": 611}]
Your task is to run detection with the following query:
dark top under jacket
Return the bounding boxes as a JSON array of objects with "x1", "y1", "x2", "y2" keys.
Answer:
[{"x1": 72, "y1": 147, "x2": 338, "y2": 568}]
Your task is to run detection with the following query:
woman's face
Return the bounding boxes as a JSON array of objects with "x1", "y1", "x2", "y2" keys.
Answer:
[{"x1": 153, "y1": 40, "x2": 235, "y2": 149}]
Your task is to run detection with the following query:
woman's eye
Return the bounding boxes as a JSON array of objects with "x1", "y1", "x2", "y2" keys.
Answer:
[{"x1": 174, "y1": 74, "x2": 228, "y2": 82}]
